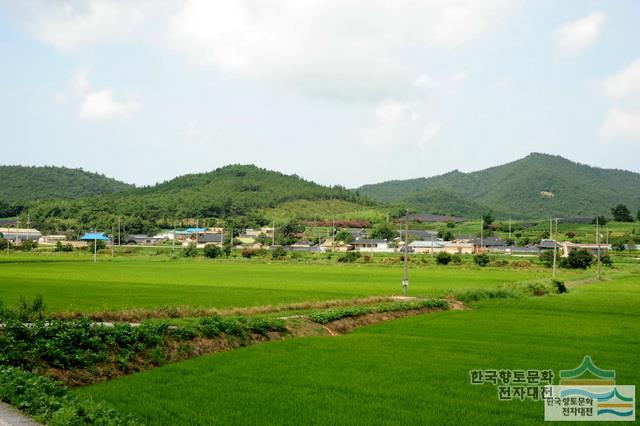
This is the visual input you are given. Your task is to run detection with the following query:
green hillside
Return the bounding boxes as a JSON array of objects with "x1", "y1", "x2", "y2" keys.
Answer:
[
  {"x1": 356, "y1": 153, "x2": 640, "y2": 219},
  {"x1": 26, "y1": 164, "x2": 372, "y2": 233},
  {"x1": 0, "y1": 166, "x2": 133, "y2": 216}
]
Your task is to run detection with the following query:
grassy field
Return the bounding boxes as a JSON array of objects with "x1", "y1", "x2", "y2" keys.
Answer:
[
  {"x1": 0, "y1": 255, "x2": 574, "y2": 313},
  {"x1": 77, "y1": 270, "x2": 640, "y2": 425}
]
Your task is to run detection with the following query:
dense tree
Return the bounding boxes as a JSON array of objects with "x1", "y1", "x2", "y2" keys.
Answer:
[
  {"x1": 560, "y1": 250, "x2": 593, "y2": 269},
  {"x1": 334, "y1": 230, "x2": 354, "y2": 243},
  {"x1": 369, "y1": 223, "x2": 398, "y2": 240},
  {"x1": 611, "y1": 204, "x2": 634, "y2": 222},
  {"x1": 473, "y1": 253, "x2": 490, "y2": 267}
]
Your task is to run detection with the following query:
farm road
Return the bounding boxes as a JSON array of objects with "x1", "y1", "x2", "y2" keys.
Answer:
[{"x1": 0, "y1": 402, "x2": 39, "y2": 426}]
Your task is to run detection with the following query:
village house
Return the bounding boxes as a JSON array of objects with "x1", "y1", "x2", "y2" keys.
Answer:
[
  {"x1": 352, "y1": 239, "x2": 394, "y2": 253},
  {"x1": 560, "y1": 242, "x2": 611, "y2": 258}
]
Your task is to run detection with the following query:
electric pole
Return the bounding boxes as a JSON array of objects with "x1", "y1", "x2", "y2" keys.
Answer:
[
  {"x1": 402, "y1": 210, "x2": 409, "y2": 296},
  {"x1": 596, "y1": 217, "x2": 602, "y2": 280}
]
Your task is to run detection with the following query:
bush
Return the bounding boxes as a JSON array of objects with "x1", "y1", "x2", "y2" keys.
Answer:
[
  {"x1": 600, "y1": 255, "x2": 613, "y2": 267},
  {"x1": 203, "y1": 244, "x2": 222, "y2": 259},
  {"x1": 552, "y1": 280, "x2": 568, "y2": 294},
  {"x1": 539, "y1": 250, "x2": 554, "y2": 267},
  {"x1": 241, "y1": 248, "x2": 260, "y2": 258},
  {"x1": 560, "y1": 249, "x2": 593, "y2": 269},
  {"x1": 271, "y1": 246, "x2": 288, "y2": 260},
  {"x1": 337, "y1": 251, "x2": 360, "y2": 263},
  {"x1": 307, "y1": 299, "x2": 449, "y2": 324},
  {"x1": 451, "y1": 254, "x2": 462, "y2": 264},
  {"x1": 54, "y1": 241, "x2": 74, "y2": 252},
  {"x1": 20, "y1": 240, "x2": 38, "y2": 252},
  {"x1": 435, "y1": 252, "x2": 452, "y2": 265},
  {"x1": 85, "y1": 240, "x2": 105, "y2": 252},
  {"x1": 473, "y1": 253, "x2": 490, "y2": 267},
  {"x1": 183, "y1": 243, "x2": 198, "y2": 257},
  {"x1": 0, "y1": 366, "x2": 139, "y2": 425},
  {"x1": 0, "y1": 238, "x2": 8, "y2": 250},
  {"x1": 492, "y1": 259, "x2": 509, "y2": 267},
  {"x1": 511, "y1": 260, "x2": 532, "y2": 268}
]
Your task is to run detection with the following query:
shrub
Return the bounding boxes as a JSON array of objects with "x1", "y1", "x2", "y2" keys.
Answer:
[
  {"x1": 435, "y1": 252, "x2": 452, "y2": 265},
  {"x1": 0, "y1": 238, "x2": 8, "y2": 250},
  {"x1": 492, "y1": 259, "x2": 509, "y2": 267},
  {"x1": 20, "y1": 240, "x2": 38, "y2": 252},
  {"x1": 539, "y1": 250, "x2": 554, "y2": 267},
  {"x1": 241, "y1": 248, "x2": 260, "y2": 258},
  {"x1": 451, "y1": 254, "x2": 462, "y2": 264},
  {"x1": 307, "y1": 299, "x2": 448, "y2": 324},
  {"x1": 271, "y1": 246, "x2": 287, "y2": 260},
  {"x1": 337, "y1": 251, "x2": 360, "y2": 263},
  {"x1": 552, "y1": 280, "x2": 568, "y2": 294},
  {"x1": 511, "y1": 260, "x2": 532, "y2": 268},
  {"x1": 85, "y1": 240, "x2": 105, "y2": 252},
  {"x1": 203, "y1": 244, "x2": 222, "y2": 259},
  {"x1": 600, "y1": 255, "x2": 613, "y2": 267},
  {"x1": 183, "y1": 243, "x2": 198, "y2": 257},
  {"x1": 473, "y1": 253, "x2": 490, "y2": 267},
  {"x1": 54, "y1": 241, "x2": 73, "y2": 252},
  {"x1": 0, "y1": 366, "x2": 139, "y2": 425}
]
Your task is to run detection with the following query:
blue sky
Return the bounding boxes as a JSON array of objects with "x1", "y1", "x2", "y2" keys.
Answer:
[{"x1": 1, "y1": 1, "x2": 639, "y2": 187}]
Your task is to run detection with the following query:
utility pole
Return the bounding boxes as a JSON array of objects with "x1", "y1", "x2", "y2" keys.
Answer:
[
  {"x1": 272, "y1": 221, "x2": 275, "y2": 247},
  {"x1": 480, "y1": 217, "x2": 484, "y2": 249},
  {"x1": 596, "y1": 217, "x2": 601, "y2": 280},
  {"x1": 332, "y1": 216, "x2": 336, "y2": 252},
  {"x1": 118, "y1": 217, "x2": 121, "y2": 246},
  {"x1": 111, "y1": 224, "x2": 114, "y2": 258},
  {"x1": 402, "y1": 210, "x2": 409, "y2": 296},
  {"x1": 172, "y1": 219, "x2": 176, "y2": 257},
  {"x1": 508, "y1": 217, "x2": 512, "y2": 241},
  {"x1": 93, "y1": 228, "x2": 97, "y2": 264}
]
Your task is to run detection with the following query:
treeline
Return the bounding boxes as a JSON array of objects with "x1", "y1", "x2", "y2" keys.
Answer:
[{"x1": 22, "y1": 165, "x2": 373, "y2": 235}]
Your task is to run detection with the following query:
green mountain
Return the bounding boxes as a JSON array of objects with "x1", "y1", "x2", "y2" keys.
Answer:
[
  {"x1": 26, "y1": 164, "x2": 371, "y2": 233},
  {"x1": 356, "y1": 153, "x2": 640, "y2": 219},
  {"x1": 0, "y1": 166, "x2": 133, "y2": 216}
]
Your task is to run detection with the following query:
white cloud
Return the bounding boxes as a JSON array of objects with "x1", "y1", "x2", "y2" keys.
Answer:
[
  {"x1": 166, "y1": 0, "x2": 511, "y2": 98},
  {"x1": 360, "y1": 101, "x2": 443, "y2": 150},
  {"x1": 554, "y1": 11, "x2": 606, "y2": 56},
  {"x1": 600, "y1": 108, "x2": 640, "y2": 142},
  {"x1": 69, "y1": 70, "x2": 140, "y2": 120},
  {"x1": 6, "y1": 0, "x2": 516, "y2": 100},
  {"x1": 4, "y1": 0, "x2": 169, "y2": 50},
  {"x1": 413, "y1": 71, "x2": 468, "y2": 91},
  {"x1": 602, "y1": 59, "x2": 640, "y2": 99}
]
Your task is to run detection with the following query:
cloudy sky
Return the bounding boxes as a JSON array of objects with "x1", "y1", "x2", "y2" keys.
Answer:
[{"x1": 1, "y1": 0, "x2": 639, "y2": 187}]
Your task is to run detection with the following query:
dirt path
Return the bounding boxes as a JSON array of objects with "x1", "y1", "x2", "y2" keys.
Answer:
[{"x1": 0, "y1": 402, "x2": 40, "y2": 426}]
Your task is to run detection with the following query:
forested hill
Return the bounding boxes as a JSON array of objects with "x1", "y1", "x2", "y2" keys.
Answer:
[
  {"x1": 0, "y1": 166, "x2": 133, "y2": 213},
  {"x1": 26, "y1": 164, "x2": 372, "y2": 233},
  {"x1": 355, "y1": 153, "x2": 640, "y2": 219}
]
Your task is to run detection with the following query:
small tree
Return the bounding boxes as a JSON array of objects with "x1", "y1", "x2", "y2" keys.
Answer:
[
  {"x1": 474, "y1": 253, "x2": 490, "y2": 267},
  {"x1": 86, "y1": 240, "x2": 105, "y2": 252},
  {"x1": 611, "y1": 204, "x2": 634, "y2": 222},
  {"x1": 560, "y1": 249, "x2": 593, "y2": 269},
  {"x1": 0, "y1": 238, "x2": 8, "y2": 250},
  {"x1": 435, "y1": 252, "x2": 452, "y2": 265},
  {"x1": 451, "y1": 254, "x2": 462, "y2": 264},
  {"x1": 203, "y1": 244, "x2": 222, "y2": 258},
  {"x1": 482, "y1": 213, "x2": 494, "y2": 229},
  {"x1": 592, "y1": 215, "x2": 608, "y2": 226}
]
